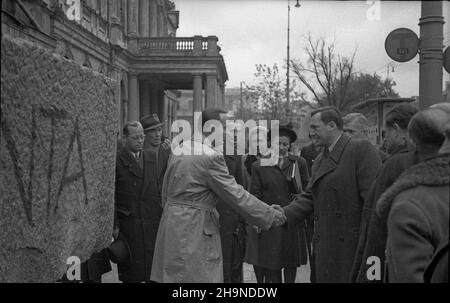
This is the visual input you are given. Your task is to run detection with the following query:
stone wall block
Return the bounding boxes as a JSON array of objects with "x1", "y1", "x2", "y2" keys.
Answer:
[{"x1": 0, "y1": 37, "x2": 118, "y2": 282}]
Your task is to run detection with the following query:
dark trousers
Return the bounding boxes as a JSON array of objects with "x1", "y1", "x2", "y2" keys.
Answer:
[
  {"x1": 223, "y1": 227, "x2": 246, "y2": 283},
  {"x1": 253, "y1": 266, "x2": 297, "y2": 283}
]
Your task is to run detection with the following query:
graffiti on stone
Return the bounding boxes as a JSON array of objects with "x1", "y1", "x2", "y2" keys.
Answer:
[{"x1": 1, "y1": 105, "x2": 89, "y2": 227}]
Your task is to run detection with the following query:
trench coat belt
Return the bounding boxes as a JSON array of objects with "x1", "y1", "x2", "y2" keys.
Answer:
[{"x1": 166, "y1": 199, "x2": 216, "y2": 212}]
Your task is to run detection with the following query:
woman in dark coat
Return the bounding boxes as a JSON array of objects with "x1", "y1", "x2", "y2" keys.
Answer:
[{"x1": 246, "y1": 126, "x2": 310, "y2": 283}]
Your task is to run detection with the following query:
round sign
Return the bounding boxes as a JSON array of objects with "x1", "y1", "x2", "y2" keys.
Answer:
[
  {"x1": 444, "y1": 46, "x2": 450, "y2": 74},
  {"x1": 385, "y1": 28, "x2": 419, "y2": 62}
]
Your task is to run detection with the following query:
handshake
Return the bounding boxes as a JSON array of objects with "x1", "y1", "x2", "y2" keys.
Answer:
[
  {"x1": 271, "y1": 204, "x2": 287, "y2": 227},
  {"x1": 252, "y1": 204, "x2": 287, "y2": 233}
]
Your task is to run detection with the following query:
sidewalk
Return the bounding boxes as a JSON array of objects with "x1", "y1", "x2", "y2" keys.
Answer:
[
  {"x1": 243, "y1": 262, "x2": 311, "y2": 283},
  {"x1": 102, "y1": 262, "x2": 311, "y2": 283}
]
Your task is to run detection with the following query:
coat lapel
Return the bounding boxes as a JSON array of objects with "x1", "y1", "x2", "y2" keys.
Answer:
[
  {"x1": 141, "y1": 149, "x2": 156, "y2": 197},
  {"x1": 279, "y1": 156, "x2": 293, "y2": 175},
  {"x1": 310, "y1": 134, "x2": 350, "y2": 186},
  {"x1": 119, "y1": 147, "x2": 143, "y2": 179}
]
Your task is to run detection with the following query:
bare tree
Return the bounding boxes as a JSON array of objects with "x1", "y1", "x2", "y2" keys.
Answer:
[
  {"x1": 291, "y1": 33, "x2": 357, "y2": 112},
  {"x1": 243, "y1": 63, "x2": 308, "y2": 123}
]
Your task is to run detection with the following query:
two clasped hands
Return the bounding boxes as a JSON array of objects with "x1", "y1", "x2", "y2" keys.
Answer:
[{"x1": 252, "y1": 204, "x2": 286, "y2": 233}]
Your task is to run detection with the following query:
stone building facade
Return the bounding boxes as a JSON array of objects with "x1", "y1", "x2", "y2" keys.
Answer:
[{"x1": 1, "y1": 0, "x2": 228, "y2": 136}]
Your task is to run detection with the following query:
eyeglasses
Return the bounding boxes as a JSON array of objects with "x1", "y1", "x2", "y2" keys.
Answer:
[{"x1": 128, "y1": 135, "x2": 145, "y2": 141}]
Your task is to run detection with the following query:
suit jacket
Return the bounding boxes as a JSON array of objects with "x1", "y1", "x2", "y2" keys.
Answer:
[
  {"x1": 150, "y1": 139, "x2": 277, "y2": 283},
  {"x1": 114, "y1": 145, "x2": 169, "y2": 282},
  {"x1": 283, "y1": 134, "x2": 381, "y2": 282}
]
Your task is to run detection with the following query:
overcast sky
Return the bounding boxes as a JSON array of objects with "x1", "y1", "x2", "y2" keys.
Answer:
[{"x1": 174, "y1": 0, "x2": 450, "y2": 99}]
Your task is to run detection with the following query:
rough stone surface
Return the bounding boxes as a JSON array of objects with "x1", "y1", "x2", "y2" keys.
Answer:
[{"x1": 0, "y1": 37, "x2": 118, "y2": 282}]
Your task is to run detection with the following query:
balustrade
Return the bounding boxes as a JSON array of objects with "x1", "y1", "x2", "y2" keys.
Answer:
[{"x1": 133, "y1": 36, "x2": 219, "y2": 56}]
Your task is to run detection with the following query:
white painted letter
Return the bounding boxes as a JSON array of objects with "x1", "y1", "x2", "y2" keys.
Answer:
[
  {"x1": 66, "y1": 256, "x2": 81, "y2": 281},
  {"x1": 366, "y1": 256, "x2": 381, "y2": 281},
  {"x1": 366, "y1": 0, "x2": 381, "y2": 21},
  {"x1": 66, "y1": 0, "x2": 81, "y2": 21},
  {"x1": 171, "y1": 119, "x2": 191, "y2": 156}
]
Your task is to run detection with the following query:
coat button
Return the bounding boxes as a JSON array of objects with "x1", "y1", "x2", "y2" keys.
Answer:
[
  {"x1": 336, "y1": 212, "x2": 342, "y2": 218},
  {"x1": 314, "y1": 215, "x2": 319, "y2": 221},
  {"x1": 339, "y1": 236, "x2": 344, "y2": 241}
]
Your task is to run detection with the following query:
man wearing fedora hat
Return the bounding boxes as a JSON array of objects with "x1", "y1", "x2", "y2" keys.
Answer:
[
  {"x1": 140, "y1": 114, "x2": 169, "y2": 153},
  {"x1": 140, "y1": 114, "x2": 171, "y2": 201}
]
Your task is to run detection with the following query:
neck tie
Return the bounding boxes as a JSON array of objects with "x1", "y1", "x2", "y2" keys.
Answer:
[{"x1": 136, "y1": 152, "x2": 144, "y2": 169}]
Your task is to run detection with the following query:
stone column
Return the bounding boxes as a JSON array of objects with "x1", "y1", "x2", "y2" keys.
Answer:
[
  {"x1": 207, "y1": 36, "x2": 218, "y2": 56},
  {"x1": 150, "y1": 84, "x2": 160, "y2": 114},
  {"x1": 128, "y1": 73, "x2": 140, "y2": 120},
  {"x1": 157, "y1": 1, "x2": 164, "y2": 37},
  {"x1": 218, "y1": 82, "x2": 225, "y2": 108},
  {"x1": 139, "y1": 0, "x2": 150, "y2": 37},
  {"x1": 110, "y1": 0, "x2": 122, "y2": 46},
  {"x1": 193, "y1": 74, "x2": 203, "y2": 112},
  {"x1": 150, "y1": 0, "x2": 158, "y2": 37},
  {"x1": 193, "y1": 35, "x2": 203, "y2": 56},
  {"x1": 110, "y1": 0, "x2": 120, "y2": 22},
  {"x1": 121, "y1": 0, "x2": 128, "y2": 34},
  {"x1": 206, "y1": 74, "x2": 217, "y2": 108},
  {"x1": 158, "y1": 90, "x2": 166, "y2": 118},
  {"x1": 128, "y1": 0, "x2": 139, "y2": 37},
  {"x1": 160, "y1": 92, "x2": 168, "y2": 129},
  {"x1": 140, "y1": 80, "x2": 151, "y2": 117},
  {"x1": 101, "y1": 0, "x2": 108, "y2": 20}
]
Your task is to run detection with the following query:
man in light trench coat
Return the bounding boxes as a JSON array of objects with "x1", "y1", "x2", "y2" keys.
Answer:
[{"x1": 150, "y1": 108, "x2": 286, "y2": 283}]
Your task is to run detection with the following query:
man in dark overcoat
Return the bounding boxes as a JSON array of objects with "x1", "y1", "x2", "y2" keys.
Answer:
[
  {"x1": 280, "y1": 106, "x2": 381, "y2": 282},
  {"x1": 350, "y1": 104, "x2": 418, "y2": 282},
  {"x1": 114, "y1": 121, "x2": 169, "y2": 282}
]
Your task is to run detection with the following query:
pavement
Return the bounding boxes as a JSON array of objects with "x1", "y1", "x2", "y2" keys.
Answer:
[{"x1": 102, "y1": 262, "x2": 311, "y2": 283}]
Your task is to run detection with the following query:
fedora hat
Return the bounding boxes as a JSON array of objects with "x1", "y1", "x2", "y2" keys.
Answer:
[
  {"x1": 140, "y1": 114, "x2": 165, "y2": 131},
  {"x1": 269, "y1": 123, "x2": 298, "y2": 143},
  {"x1": 279, "y1": 125, "x2": 297, "y2": 143},
  {"x1": 106, "y1": 232, "x2": 132, "y2": 264}
]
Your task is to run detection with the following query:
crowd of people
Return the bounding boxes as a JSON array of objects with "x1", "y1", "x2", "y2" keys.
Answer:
[{"x1": 67, "y1": 102, "x2": 449, "y2": 283}]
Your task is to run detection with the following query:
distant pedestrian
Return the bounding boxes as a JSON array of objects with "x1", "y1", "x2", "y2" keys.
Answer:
[
  {"x1": 383, "y1": 103, "x2": 418, "y2": 155},
  {"x1": 300, "y1": 133, "x2": 321, "y2": 174},
  {"x1": 343, "y1": 112, "x2": 389, "y2": 162}
]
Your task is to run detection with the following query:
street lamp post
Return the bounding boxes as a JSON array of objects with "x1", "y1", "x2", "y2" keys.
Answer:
[
  {"x1": 240, "y1": 81, "x2": 245, "y2": 120},
  {"x1": 286, "y1": 0, "x2": 301, "y2": 108}
]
